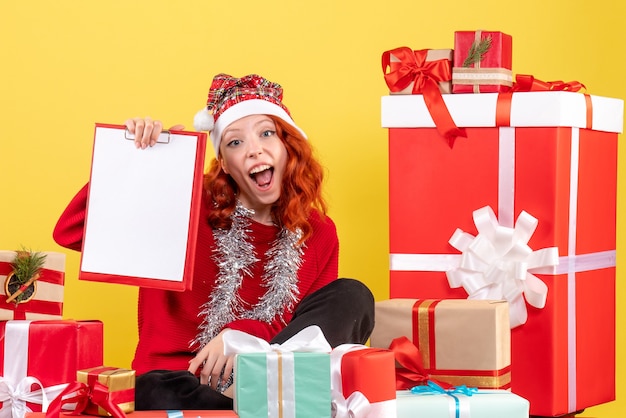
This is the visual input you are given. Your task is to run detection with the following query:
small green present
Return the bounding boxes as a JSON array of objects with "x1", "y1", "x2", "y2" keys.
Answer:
[{"x1": 224, "y1": 326, "x2": 332, "y2": 418}]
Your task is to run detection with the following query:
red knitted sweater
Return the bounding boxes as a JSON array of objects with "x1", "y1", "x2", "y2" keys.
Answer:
[{"x1": 53, "y1": 184, "x2": 339, "y2": 374}]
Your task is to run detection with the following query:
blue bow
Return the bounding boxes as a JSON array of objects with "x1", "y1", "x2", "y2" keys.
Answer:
[{"x1": 410, "y1": 380, "x2": 479, "y2": 418}]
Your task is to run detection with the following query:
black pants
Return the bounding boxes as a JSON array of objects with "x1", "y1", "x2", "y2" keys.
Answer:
[{"x1": 135, "y1": 278, "x2": 375, "y2": 410}]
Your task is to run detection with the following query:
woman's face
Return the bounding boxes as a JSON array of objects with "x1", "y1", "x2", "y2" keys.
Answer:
[{"x1": 219, "y1": 114, "x2": 288, "y2": 218}]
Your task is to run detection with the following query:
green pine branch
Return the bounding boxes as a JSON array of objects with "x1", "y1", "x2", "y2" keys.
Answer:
[
  {"x1": 11, "y1": 248, "x2": 46, "y2": 284},
  {"x1": 462, "y1": 35, "x2": 493, "y2": 67}
]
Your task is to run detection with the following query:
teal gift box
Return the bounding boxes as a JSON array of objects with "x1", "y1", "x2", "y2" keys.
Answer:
[
  {"x1": 223, "y1": 326, "x2": 333, "y2": 418},
  {"x1": 396, "y1": 386, "x2": 529, "y2": 418},
  {"x1": 233, "y1": 351, "x2": 331, "y2": 418}
]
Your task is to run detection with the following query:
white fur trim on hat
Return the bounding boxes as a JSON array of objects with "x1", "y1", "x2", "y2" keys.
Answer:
[
  {"x1": 193, "y1": 108, "x2": 215, "y2": 132},
  {"x1": 210, "y1": 99, "x2": 307, "y2": 156}
]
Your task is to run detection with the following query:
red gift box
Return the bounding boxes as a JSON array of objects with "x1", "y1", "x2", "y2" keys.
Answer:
[
  {"x1": 381, "y1": 91, "x2": 623, "y2": 416},
  {"x1": 330, "y1": 345, "x2": 396, "y2": 417},
  {"x1": 452, "y1": 30, "x2": 512, "y2": 93},
  {"x1": 0, "y1": 252, "x2": 65, "y2": 320},
  {"x1": 0, "y1": 320, "x2": 104, "y2": 418}
]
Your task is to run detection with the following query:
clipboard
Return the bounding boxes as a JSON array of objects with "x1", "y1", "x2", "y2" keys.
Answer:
[{"x1": 79, "y1": 123, "x2": 207, "y2": 291}]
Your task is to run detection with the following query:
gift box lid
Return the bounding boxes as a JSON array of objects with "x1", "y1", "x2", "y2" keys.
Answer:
[{"x1": 381, "y1": 92, "x2": 624, "y2": 133}]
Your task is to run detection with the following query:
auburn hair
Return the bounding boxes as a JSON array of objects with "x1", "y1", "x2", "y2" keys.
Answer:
[{"x1": 203, "y1": 115, "x2": 328, "y2": 243}]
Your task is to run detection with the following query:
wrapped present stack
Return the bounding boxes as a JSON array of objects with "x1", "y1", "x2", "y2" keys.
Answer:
[
  {"x1": 0, "y1": 249, "x2": 112, "y2": 418},
  {"x1": 380, "y1": 30, "x2": 623, "y2": 417},
  {"x1": 222, "y1": 325, "x2": 399, "y2": 418}
]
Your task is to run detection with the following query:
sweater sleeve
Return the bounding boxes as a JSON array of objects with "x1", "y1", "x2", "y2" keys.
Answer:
[{"x1": 52, "y1": 183, "x2": 89, "y2": 252}]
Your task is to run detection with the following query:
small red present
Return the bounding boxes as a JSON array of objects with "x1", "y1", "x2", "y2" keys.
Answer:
[
  {"x1": 0, "y1": 251, "x2": 65, "y2": 320},
  {"x1": 0, "y1": 320, "x2": 103, "y2": 418},
  {"x1": 452, "y1": 30, "x2": 512, "y2": 93},
  {"x1": 330, "y1": 345, "x2": 396, "y2": 417}
]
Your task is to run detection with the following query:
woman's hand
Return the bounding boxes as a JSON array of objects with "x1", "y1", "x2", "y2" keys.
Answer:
[
  {"x1": 187, "y1": 328, "x2": 234, "y2": 391},
  {"x1": 125, "y1": 117, "x2": 184, "y2": 149}
]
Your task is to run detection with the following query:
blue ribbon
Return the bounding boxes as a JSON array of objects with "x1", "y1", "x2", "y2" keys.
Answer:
[
  {"x1": 410, "y1": 380, "x2": 479, "y2": 418},
  {"x1": 166, "y1": 411, "x2": 185, "y2": 418}
]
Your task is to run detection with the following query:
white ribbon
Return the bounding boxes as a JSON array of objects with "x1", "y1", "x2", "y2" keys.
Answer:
[
  {"x1": 446, "y1": 206, "x2": 559, "y2": 328},
  {"x1": 223, "y1": 325, "x2": 332, "y2": 355},
  {"x1": 330, "y1": 345, "x2": 370, "y2": 418},
  {"x1": 0, "y1": 321, "x2": 69, "y2": 418},
  {"x1": 223, "y1": 326, "x2": 331, "y2": 418}
]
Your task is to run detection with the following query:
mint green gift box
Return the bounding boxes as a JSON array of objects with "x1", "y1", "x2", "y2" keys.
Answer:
[
  {"x1": 396, "y1": 388, "x2": 529, "y2": 418},
  {"x1": 233, "y1": 351, "x2": 331, "y2": 418}
]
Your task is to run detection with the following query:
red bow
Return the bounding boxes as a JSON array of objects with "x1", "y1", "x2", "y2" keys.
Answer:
[
  {"x1": 497, "y1": 74, "x2": 591, "y2": 128},
  {"x1": 511, "y1": 74, "x2": 586, "y2": 92},
  {"x1": 389, "y1": 336, "x2": 453, "y2": 390},
  {"x1": 382, "y1": 47, "x2": 466, "y2": 147},
  {"x1": 46, "y1": 381, "x2": 127, "y2": 418}
]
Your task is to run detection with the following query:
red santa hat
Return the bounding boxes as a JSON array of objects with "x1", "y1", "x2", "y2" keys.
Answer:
[{"x1": 193, "y1": 73, "x2": 307, "y2": 155}]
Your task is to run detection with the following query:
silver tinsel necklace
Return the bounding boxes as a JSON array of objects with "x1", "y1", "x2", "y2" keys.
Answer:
[{"x1": 192, "y1": 202, "x2": 304, "y2": 350}]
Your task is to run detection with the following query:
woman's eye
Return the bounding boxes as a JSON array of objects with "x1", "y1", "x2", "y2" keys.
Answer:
[
  {"x1": 262, "y1": 130, "x2": 275, "y2": 137},
  {"x1": 226, "y1": 139, "x2": 241, "y2": 147}
]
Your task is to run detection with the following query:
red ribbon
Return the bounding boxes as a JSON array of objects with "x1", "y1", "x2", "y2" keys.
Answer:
[
  {"x1": 510, "y1": 74, "x2": 586, "y2": 93},
  {"x1": 389, "y1": 336, "x2": 453, "y2": 391},
  {"x1": 382, "y1": 47, "x2": 466, "y2": 147},
  {"x1": 46, "y1": 381, "x2": 127, "y2": 418},
  {"x1": 496, "y1": 74, "x2": 592, "y2": 128},
  {"x1": 1, "y1": 263, "x2": 64, "y2": 319}
]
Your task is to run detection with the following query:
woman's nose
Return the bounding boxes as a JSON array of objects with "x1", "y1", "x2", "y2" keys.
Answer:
[{"x1": 247, "y1": 137, "x2": 263, "y2": 157}]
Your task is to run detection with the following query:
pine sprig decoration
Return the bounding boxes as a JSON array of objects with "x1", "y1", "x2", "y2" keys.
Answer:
[
  {"x1": 462, "y1": 35, "x2": 493, "y2": 67},
  {"x1": 11, "y1": 248, "x2": 46, "y2": 285}
]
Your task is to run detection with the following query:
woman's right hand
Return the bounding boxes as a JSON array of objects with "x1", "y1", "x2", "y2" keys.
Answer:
[
  {"x1": 187, "y1": 328, "x2": 234, "y2": 391},
  {"x1": 125, "y1": 117, "x2": 184, "y2": 149}
]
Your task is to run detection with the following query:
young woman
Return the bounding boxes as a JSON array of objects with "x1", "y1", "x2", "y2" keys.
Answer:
[{"x1": 53, "y1": 73, "x2": 374, "y2": 410}]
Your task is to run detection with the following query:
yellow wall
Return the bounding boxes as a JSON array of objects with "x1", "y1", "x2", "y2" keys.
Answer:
[{"x1": 1, "y1": 0, "x2": 624, "y2": 416}]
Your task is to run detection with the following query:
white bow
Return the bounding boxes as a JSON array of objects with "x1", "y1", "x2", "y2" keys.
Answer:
[
  {"x1": 446, "y1": 206, "x2": 559, "y2": 328},
  {"x1": 0, "y1": 377, "x2": 68, "y2": 418},
  {"x1": 223, "y1": 325, "x2": 332, "y2": 355}
]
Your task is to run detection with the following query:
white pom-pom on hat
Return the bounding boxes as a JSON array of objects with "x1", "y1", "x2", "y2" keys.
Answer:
[{"x1": 193, "y1": 108, "x2": 214, "y2": 131}]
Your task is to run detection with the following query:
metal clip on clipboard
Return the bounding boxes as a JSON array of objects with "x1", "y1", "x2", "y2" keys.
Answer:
[{"x1": 124, "y1": 129, "x2": 171, "y2": 144}]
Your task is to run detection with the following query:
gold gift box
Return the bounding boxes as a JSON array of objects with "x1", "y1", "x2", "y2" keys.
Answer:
[
  {"x1": 370, "y1": 298, "x2": 510, "y2": 389},
  {"x1": 389, "y1": 49, "x2": 453, "y2": 94},
  {"x1": 77, "y1": 366, "x2": 136, "y2": 416}
]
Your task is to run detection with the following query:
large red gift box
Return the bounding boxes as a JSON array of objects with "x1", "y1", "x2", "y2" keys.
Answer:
[
  {"x1": 452, "y1": 30, "x2": 512, "y2": 93},
  {"x1": 381, "y1": 91, "x2": 623, "y2": 416},
  {"x1": 0, "y1": 320, "x2": 103, "y2": 418},
  {"x1": 0, "y1": 252, "x2": 65, "y2": 320}
]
